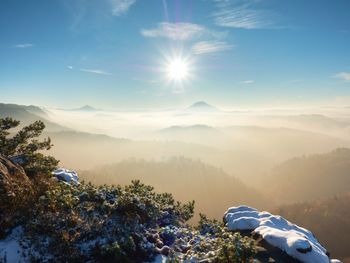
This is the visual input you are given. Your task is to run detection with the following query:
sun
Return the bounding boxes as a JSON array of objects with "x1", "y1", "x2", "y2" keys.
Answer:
[{"x1": 166, "y1": 57, "x2": 190, "y2": 82}]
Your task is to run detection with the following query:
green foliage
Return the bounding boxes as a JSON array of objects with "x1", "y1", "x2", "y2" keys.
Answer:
[
  {"x1": 197, "y1": 213, "x2": 222, "y2": 235},
  {"x1": 213, "y1": 233, "x2": 256, "y2": 263},
  {"x1": 100, "y1": 237, "x2": 137, "y2": 263},
  {"x1": 0, "y1": 117, "x2": 59, "y2": 176},
  {"x1": 172, "y1": 214, "x2": 257, "y2": 262},
  {"x1": 25, "y1": 180, "x2": 196, "y2": 262}
]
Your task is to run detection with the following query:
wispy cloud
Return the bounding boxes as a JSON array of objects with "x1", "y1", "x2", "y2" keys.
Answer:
[
  {"x1": 110, "y1": 0, "x2": 136, "y2": 16},
  {"x1": 133, "y1": 77, "x2": 158, "y2": 84},
  {"x1": 13, "y1": 43, "x2": 34, "y2": 48},
  {"x1": 212, "y1": 1, "x2": 274, "y2": 29},
  {"x1": 141, "y1": 22, "x2": 205, "y2": 40},
  {"x1": 240, "y1": 80, "x2": 254, "y2": 84},
  {"x1": 67, "y1": 66, "x2": 73, "y2": 70},
  {"x1": 80, "y1": 68, "x2": 112, "y2": 75},
  {"x1": 335, "y1": 72, "x2": 350, "y2": 81},
  {"x1": 192, "y1": 41, "x2": 233, "y2": 54}
]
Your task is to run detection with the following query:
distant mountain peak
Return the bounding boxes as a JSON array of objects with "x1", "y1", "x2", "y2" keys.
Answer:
[
  {"x1": 73, "y1": 105, "x2": 97, "y2": 111},
  {"x1": 187, "y1": 101, "x2": 218, "y2": 111},
  {"x1": 190, "y1": 101, "x2": 213, "y2": 108}
]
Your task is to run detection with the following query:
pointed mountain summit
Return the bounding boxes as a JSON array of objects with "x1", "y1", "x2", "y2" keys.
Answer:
[
  {"x1": 187, "y1": 101, "x2": 219, "y2": 112},
  {"x1": 71, "y1": 105, "x2": 98, "y2": 112}
]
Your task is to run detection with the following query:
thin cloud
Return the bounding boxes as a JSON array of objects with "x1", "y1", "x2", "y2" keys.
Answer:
[
  {"x1": 240, "y1": 80, "x2": 254, "y2": 84},
  {"x1": 133, "y1": 77, "x2": 158, "y2": 84},
  {"x1": 110, "y1": 0, "x2": 136, "y2": 16},
  {"x1": 141, "y1": 22, "x2": 205, "y2": 40},
  {"x1": 67, "y1": 66, "x2": 73, "y2": 70},
  {"x1": 13, "y1": 43, "x2": 34, "y2": 48},
  {"x1": 80, "y1": 68, "x2": 112, "y2": 75},
  {"x1": 335, "y1": 72, "x2": 350, "y2": 81},
  {"x1": 192, "y1": 41, "x2": 233, "y2": 54},
  {"x1": 212, "y1": 2, "x2": 274, "y2": 29}
]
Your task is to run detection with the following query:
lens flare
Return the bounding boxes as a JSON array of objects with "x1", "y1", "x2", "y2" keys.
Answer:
[{"x1": 166, "y1": 57, "x2": 190, "y2": 81}]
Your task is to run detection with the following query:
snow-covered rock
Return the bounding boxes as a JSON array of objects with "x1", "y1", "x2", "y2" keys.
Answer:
[
  {"x1": 224, "y1": 205, "x2": 341, "y2": 263},
  {"x1": 52, "y1": 168, "x2": 79, "y2": 185}
]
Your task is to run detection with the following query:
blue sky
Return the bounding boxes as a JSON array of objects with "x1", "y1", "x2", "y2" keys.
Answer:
[{"x1": 0, "y1": 0, "x2": 350, "y2": 109}]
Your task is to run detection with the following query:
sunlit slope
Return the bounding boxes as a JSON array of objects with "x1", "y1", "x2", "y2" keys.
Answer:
[{"x1": 265, "y1": 148, "x2": 350, "y2": 203}]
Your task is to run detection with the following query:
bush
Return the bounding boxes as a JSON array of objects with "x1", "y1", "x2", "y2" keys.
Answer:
[{"x1": 24, "y1": 180, "x2": 195, "y2": 262}]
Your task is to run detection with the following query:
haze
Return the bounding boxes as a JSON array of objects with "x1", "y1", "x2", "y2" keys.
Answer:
[{"x1": 1, "y1": 0, "x2": 350, "y2": 260}]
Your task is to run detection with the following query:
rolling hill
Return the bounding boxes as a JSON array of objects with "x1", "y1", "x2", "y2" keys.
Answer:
[
  {"x1": 265, "y1": 148, "x2": 350, "y2": 203},
  {"x1": 0, "y1": 103, "x2": 69, "y2": 132}
]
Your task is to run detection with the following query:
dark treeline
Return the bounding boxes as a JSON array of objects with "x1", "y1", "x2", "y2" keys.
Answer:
[{"x1": 274, "y1": 193, "x2": 350, "y2": 261}]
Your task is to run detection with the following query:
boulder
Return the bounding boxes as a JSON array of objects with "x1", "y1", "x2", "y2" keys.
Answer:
[
  {"x1": 224, "y1": 205, "x2": 341, "y2": 263},
  {"x1": 0, "y1": 155, "x2": 33, "y2": 237}
]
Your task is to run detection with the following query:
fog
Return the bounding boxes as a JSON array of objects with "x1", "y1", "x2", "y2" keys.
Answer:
[
  {"x1": 45, "y1": 105, "x2": 350, "y2": 177},
  {"x1": 48, "y1": 105, "x2": 350, "y2": 140}
]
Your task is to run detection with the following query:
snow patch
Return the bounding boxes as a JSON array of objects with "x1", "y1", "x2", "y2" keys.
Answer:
[
  {"x1": 0, "y1": 227, "x2": 25, "y2": 262},
  {"x1": 224, "y1": 206, "x2": 341, "y2": 263},
  {"x1": 150, "y1": 254, "x2": 168, "y2": 263},
  {"x1": 52, "y1": 168, "x2": 79, "y2": 185}
]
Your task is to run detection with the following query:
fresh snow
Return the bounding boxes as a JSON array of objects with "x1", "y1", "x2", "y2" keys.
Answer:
[
  {"x1": 52, "y1": 168, "x2": 79, "y2": 185},
  {"x1": 0, "y1": 227, "x2": 25, "y2": 263},
  {"x1": 224, "y1": 206, "x2": 342, "y2": 263},
  {"x1": 150, "y1": 255, "x2": 168, "y2": 263}
]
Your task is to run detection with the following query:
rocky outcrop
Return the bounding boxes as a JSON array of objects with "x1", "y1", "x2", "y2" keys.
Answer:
[{"x1": 0, "y1": 155, "x2": 33, "y2": 237}]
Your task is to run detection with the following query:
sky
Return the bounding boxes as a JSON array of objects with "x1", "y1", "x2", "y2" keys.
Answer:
[{"x1": 0, "y1": 0, "x2": 350, "y2": 109}]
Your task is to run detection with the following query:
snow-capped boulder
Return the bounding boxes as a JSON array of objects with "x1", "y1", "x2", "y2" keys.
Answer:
[
  {"x1": 52, "y1": 168, "x2": 79, "y2": 185},
  {"x1": 224, "y1": 205, "x2": 341, "y2": 263}
]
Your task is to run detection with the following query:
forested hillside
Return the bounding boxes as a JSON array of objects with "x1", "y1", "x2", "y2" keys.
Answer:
[
  {"x1": 265, "y1": 148, "x2": 350, "y2": 203},
  {"x1": 274, "y1": 193, "x2": 350, "y2": 261},
  {"x1": 80, "y1": 157, "x2": 270, "y2": 221}
]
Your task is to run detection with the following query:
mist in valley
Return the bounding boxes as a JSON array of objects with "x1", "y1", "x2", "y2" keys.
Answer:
[{"x1": 39, "y1": 102, "x2": 350, "y2": 206}]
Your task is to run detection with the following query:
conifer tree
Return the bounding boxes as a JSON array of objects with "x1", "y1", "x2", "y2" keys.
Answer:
[{"x1": 0, "y1": 117, "x2": 59, "y2": 176}]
